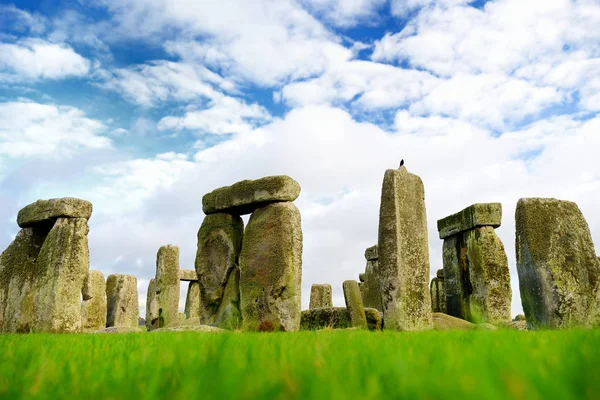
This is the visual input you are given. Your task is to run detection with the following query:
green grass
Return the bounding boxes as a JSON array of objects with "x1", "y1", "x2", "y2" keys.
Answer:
[{"x1": 0, "y1": 330, "x2": 598, "y2": 399}]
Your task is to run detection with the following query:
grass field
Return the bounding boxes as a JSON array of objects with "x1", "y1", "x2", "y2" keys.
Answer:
[{"x1": 0, "y1": 329, "x2": 598, "y2": 399}]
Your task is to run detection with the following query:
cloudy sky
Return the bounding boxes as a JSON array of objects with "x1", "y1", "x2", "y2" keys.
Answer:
[{"x1": 1, "y1": 0, "x2": 599, "y2": 318}]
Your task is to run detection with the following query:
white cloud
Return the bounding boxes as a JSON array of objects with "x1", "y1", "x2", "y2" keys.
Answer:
[
  {"x1": 0, "y1": 101, "x2": 111, "y2": 159},
  {"x1": 391, "y1": 0, "x2": 472, "y2": 17},
  {"x1": 0, "y1": 38, "x2": 90, "y2": 81},
  {"x1": 302, "y1": 0, "x2": 387, "y2": 27}
]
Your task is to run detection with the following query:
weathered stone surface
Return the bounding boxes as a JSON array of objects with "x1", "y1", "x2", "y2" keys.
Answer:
[
  {"x1": 442, "y1": 235, "x2": 468, "y2": 319},
  {"x1": 33, "y1": 217, "x2": 90, "y2": 333},
  {"x1": 430, "y1": 276, "x2": 446, "y2": 313},
  {"x1": 514, "y1": 314, "x2": 526, "y2": 321},
  {"x1": 378, "y1": 167, "x2": 433, "y2": 331},
  {"x1": 240, "y1": 202, "x2": 302, "y2": 331},
  {"x1": 358, "y1": 273, "x2": 365, "y2": 283},
  {"x1": 437, "y1": 203, "x2": 502, "y2": 239},
  {"x1": 343, "y1": 280, "x2": 368, "y2": 329},
  {"x1": 506, "y1": 320, "x2": 528, "y2": 331},
  {"x1": 432, "y1": 313, "x2": 476, "y2": 330},
  {"x1": 184, "y1": 281, "x2": 201, "y2": 319},
  {"x1": 154, "y1": 318, "x2": 225, "y2": 332},
  {"x1": 195, "y1": 213, "x2": 243, "y2": 328},
  {"x1": 17, "y1": 198, "x2": 92, "y2": 228},
  {"x1": 106, "y1": 274, "x2": 139, "y2": 328},
  {"x1": 436, "y1": 269, "x2": 444, "y2": 278},
  {"x1": 155, "y1": 245, "x2": 180, "y2": 328},
  {"x1": 0, "y1": 226, "x2": 49, "y2": 333},
  {"x1": 179, "y1": 269, "x2": 198, "y2": 281},
  {"x1": 300, "y1": 307, "x2": 382, "y2": 331},
  {"x1": 464, "y1": 226, "x2": 511, "y2": 323},
  {"x1": 81, "y1": 270, "x2": 107, "y2": 331},
  {"x1": 202, "y1": 175, "x2": 301, "y2": 215},
  {"x1": 365, "y1": 245, "x2": 378, "y2": 261},
  {"x1": 516, "y1": 198, "x2": 600, "y2": 329},
  {"x1": 360, "y1": 259, "x2": 383, "y2": 312},
  {"x1": 309, "y1": 284, "x2": 332, "y2": 309},
  {"x1": 145, "y1": 278, "x2": 159, "y2": 331},
  {"x1": 93, "y1": 326, "x2": 143, "y2": 334}
]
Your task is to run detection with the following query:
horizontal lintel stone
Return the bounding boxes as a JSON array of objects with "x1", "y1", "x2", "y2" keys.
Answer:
[
  {"x1": 17, "y1": 197, "x2": 92, "y2": 228},
  {"x1": 179, "y1": 269, "x2": 198, "y2": 281},
  {"x1": 437, "y1": 203, "x2": 502, "y2": 239}
]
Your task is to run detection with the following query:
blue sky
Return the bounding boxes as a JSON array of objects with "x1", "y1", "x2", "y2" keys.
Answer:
[{"x1": 1, "y1": 0, "x2": 600, "y2": 316}]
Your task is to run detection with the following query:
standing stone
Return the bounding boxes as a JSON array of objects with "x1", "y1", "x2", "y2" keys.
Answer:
[
  {"x1": 195, "y1": 213, "x2": 244, "y2": 329},
  {"x1": 145, "y1": 278, "x2": 159, "y2": 331},
  {"x1": 210, "y1": 266, "x2": 242, "y2": 330},
  {"x1": 184, "y1": 281, "x2": 201, "y2": 319},
  {"x1": 0, "y1": 226, "x2": 50, "y2": 333},
  {"x1": 343, "y1": 280, "x2": 368, "y2": 329},
  {"x1": 516, "y1": 198, "x2": 600, "y2": 329},
  {"x1": 442, "y1": 235, "x2": 468, "y2": 319},
  {"x1": 378, "y1": 166, "x2": 433, "y2": 331},
  {"x1": 33, "y1": 217, "x2": 90, "y2": 333},
  {"x1": 106, "y1": 274, "x2": 139, "y2": 328},
  {"x1": 360, "y1": 245, "x2": 383, "y2": 312},
  {"x1": 155, "y1": 245, "x2": 180, "y2": 328},
  {"x1": 240, "y1": 202, "x2": 303, "y2": 331},
  {"x1": 430, "y1": 269, "x2": 446, "y2": 313},
  {"x1": 309, "y1": 284, "x2": 332, "y2": 309},
  {"x1": 81, "y1": 270, "x2": 107, "y2": 331}
]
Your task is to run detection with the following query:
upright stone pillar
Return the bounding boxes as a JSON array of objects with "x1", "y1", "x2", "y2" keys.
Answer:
[
  {"x1": 438, "y1": 203, "x2": 511, "y2": 324},
  {"x1": 360, "y1": 245, "x2": 383, "y2": 312},
  {"x1": 343, "y1": 280, "x2": 368, "y2": 329},
  {"x1": 240, "y1": 202, "x2": 303, "y2": 331},
  {"x1": 195, "y1": 213, "x2": 243, "y2": 329},
  {"x1": 430, "y1": 269, "x2": 446, "y2": 313},
  {"x1": 106, "y1": 274, "x2": 139, "y2": 328},
  {"x1": 155, "y1": 245, "x2": 180, "y2": 328},
  {"x1": 81, "y1": 270, "x2": 107, "y2": 331},
  {"x1": 309, "y1": 284, "x2": 332, "y2": 309},
  {"x1": 378, "y1": 166, "x2": 432, "y2": 331},
  {"x1": 184, "y1": 281, "x2": 201, "y2": 319},
  {"x1": 145, "y1": 278, "x2": 158, "y2": 331},
  {"x1": 516, "y1": 198, "x2": 600, "y2": 329}
]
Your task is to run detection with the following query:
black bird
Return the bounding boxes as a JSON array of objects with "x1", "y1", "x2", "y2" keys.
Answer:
[{"x1": 399, "y1": 159, "x2": 404, "y2": 168}]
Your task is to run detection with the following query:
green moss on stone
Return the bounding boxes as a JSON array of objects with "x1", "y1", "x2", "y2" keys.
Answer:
[
  {"x1": 309, "y1": 284, "x2": 332, "y2": 309},
  {"x1": 437, "y1": 203, "x2": 502, "y2": 239},
  {"x1": 17, "y1": 198, "x2": 92, "y2": 228},
  {"x1": 106, "y1": 274, "x2": 139, "y2": 328}
]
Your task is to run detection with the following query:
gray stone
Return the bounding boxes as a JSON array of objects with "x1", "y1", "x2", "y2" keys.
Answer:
[
  {"x1": 179, "y1": 269, "x2": 198, "y2": 281},
  {"x1": 184, "y1": 281, "x2": 201, "y2": 319},
  {"x1": 364, "y1": 245, "x2": 378, "y2": 261},
  {"x1": 437, "y1": 203, "x2": 502, "y2": 239},
  {"x1": 378, "y1": 166, "x2": 433, "y2": 331},
  {"x1": 240, "y1": 202, "x2": 303, "y2": 331},
  {"x1": 514, "y1": 314, "x2": 526, "y2": 321},
  {"x1": 195, "y1": 213, "x2": 243, "y2": 329},
  {"x1": 430, "y1": 276, "x2": 446, "y2": 313},
  {"x1": 300, "y1": 307, "x2": 382, "y2": 331},
  {"x1": 81, "y1": 270, "x2": 107, "y2": 331},
  {"x1": 202, "y1": 175, "x2": 301, "y2": 215},
  {"x1": 432, "y1": 312, "x2": 476, "y2": 330},
  {"x1": 145, "y1": 278, "x2": 159, "y2": 331},
  {"x1": 515, "y1": 198, "x2": 600, "y2": 329},
  {"x1": 436, "y1": 269, "x2": 444, "y2": 278},
  {"x1": 155, "y1": 245, "x2": 180, "y2": 328},
  {"x1": 210, "y1": 266, "x2": 242, "y2": 330},
  {"x1": 106, "y1": 274, "x2": 139, "y2": 328},
  {"x1": 360, "y1": 259, "x2": 383, "y2": 312},
  {"x1": 343, "y1": 280, "x2": 368, "y2": 329},
  {"x1": 154, "y1": 318, "x2": 225, "y2": 332},
  {"x1": 17, "y1": 198, "x2": 92, "y2": 228},
  {"x1": 309, "y1": 284, "x2": 332, "y2": 309},
  {"x1": 33, "y1": 217, "x2": 90, "y2": 333}
]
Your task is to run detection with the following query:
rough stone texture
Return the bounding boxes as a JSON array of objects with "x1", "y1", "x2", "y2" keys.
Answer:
[
  {"x1": 464, "y1": 226, "x2": 511, "y2": 323},
  {"x1": 506, "y1": 320, "x2": 528, "y2": 331},
  {"x1": 33, "y1": 217, "x2": 90, "y2": 333},
  {"x1": 300, "y1": 307, "x2": 382, "y2": 331},
  {"x1": 0, "y1": 226, "x2": 49, "y2": 333},
  {"x1": 378, "y1": 167, "x2": 433, "y2": 331},
  {"x1": 240, "y1": 202, "x2": 303, "y2": 332},
  {"x1": 17, "y1": 198, "x2": 92, "y2": 228},
  {"x1": 436, "y1": 269, "x2": 444, "y2": 278},
  {"x1": 184, "y1": 281, "x2": 201, "y2": 319},
  {"x1": 179, "y1": 269, "x2": 198, "y2": 281},
  {"x1": 515, "y1": 198, "x2": 600, "y2": 329},
  {"x1": 365, "y1": 245, "x2": 378, "y2": 261},
  {"x1": 202, "y1": 175, "x2": 301, "y2": 215},
  {"x1": 154, "y1": 318, "x2": 225, "y2": 332},
  {"x1": 106, "y1": 274, "x2": 139, "y2": 328},
  {"x1": 81, "y1": 270, "x2": 107, "y2": 331},
  {"x1": 514, "y1": 314, "x2": 526, "y2": 321},
  {"x1": 93, "y1": 326, "x2": 143, "y2": 334},
  {"x1": 437, "y1": 203, "x2": 502, "y2": 239},
  {"x1": 309, "y1": 284, "x2": 332, "y2": 309},
  {"x1": 343, "y1": 280, "x2": 368, "y2": 329},
  {"x1": 430, "y1": 276, "x2": 446, "y2": 313},
  {"x1": 155, "y1": 245, "x2": 180, "y2": 328},
  {"x1": 360, "y1": 259, "x2": 383, "y2": 312},
  {"x1": 145, "y1": 278, "x2": 159, "y2": 331},
  {"x1": 195, "y1": 213, "x2": 244, "y2": 329},
  {"x1": 432, "y1": 313, "x2": 476, "y2": 330}
]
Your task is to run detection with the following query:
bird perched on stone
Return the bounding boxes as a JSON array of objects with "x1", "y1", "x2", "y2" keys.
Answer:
[{"x1": 399, "y1": 159, "x2": 404, "y2": 168}]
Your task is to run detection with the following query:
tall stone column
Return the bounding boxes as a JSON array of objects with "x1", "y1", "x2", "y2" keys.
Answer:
[
  {"x1": 309, "y1": 284, "x2": 332, "y2": 309},
  {"x1": 516, "y1": 198, "x2": 600, "y2": 329},
  {"x1": 360, "y1": 245, "x2": 382, "y2": 312},
  {"x1": 184, "y1": 281, "x2": 201, "y2": 319},
  {"x1": 81, "y1": 270, "x2": 107, "y2": 331},
  {"x1": 155, "y1": 245, "x2": 180, "y2": 328},
  {"x1": 430, "y1": 269, "x2": 446, "y2": 313},
  {"x1": 106, "y1": 274, "x2": 139, "y2": 328},
  {"x1": 378, "y1": 166, "x2": 433, "y2": 331}
]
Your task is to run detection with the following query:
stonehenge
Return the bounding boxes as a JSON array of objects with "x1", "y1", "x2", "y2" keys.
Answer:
[
  {"x1": 378, "y1": 165, "x2": 433, "y2": 331},
  {"x1": 516, "y1": 198, "x2": 600, "y2": 329},
  {"x1": 430, "y1": 269, "x2": 446, "y2": 313},
  {"x1": 309, "y1": 284, "x2": 333, "y2": 309},
  {"x1": 106, "y1": 274, "x2": 139, "y2": 328},
  {"x1": 438, "y1": 203, "x2": 511, "y2": 324}
]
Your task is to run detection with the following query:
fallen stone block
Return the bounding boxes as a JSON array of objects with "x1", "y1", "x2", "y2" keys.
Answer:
[
  {"x1": 17, "y1": 198, "x2": 92, "y2": 228},
  {"x1": 81, "y1": 270, "x2": 107, "y2": 331},
  {"x1": 106, "y1": 274, "x2": 139, "y2": 328},
  {"x1": 309, "y1": 284, "x2": 332, "y2": 309},
  {"x1": 432, "y1": 313, "x2": 476, "y2": 330},
  {"x1": 202, "y1": 175, "x2": 301, "y2": 215},
  {"x1": 343, "y1": 280, "x2": 367, "y2": 329},
  {"x1": 437, "y1": 203, "x2": 502, "y2": 240}
]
